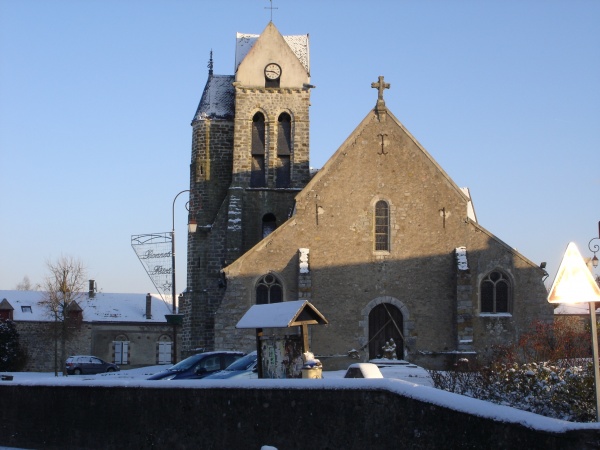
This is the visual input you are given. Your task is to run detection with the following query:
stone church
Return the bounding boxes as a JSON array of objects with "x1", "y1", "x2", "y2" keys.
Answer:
[{"x1": 182, "y1": 22, "x2": 553, "y2": 369}]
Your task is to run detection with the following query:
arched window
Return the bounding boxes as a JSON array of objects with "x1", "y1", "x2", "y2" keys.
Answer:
[
  {"x1": 256, "y1": 273, "x2": 283, "y2": 305},
  {"x1": 374, "y1": 200, "x2": 390, "y2": 251},
  {"x1": 481, "y1": 271, "x2": 511, "y2": 313},
  {"x1": 262, "y1": 213, "x2": 277, "y2": 238},
  {"x1": 251, "y1": 112, "x2": 266, "y2": 187},
  {"x1": 276, "y1": 113, "x2": 291, "y2": 187}
]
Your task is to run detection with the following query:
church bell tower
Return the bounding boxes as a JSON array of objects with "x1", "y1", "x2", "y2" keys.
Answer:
[{"x1": 182, "y1": 22, "x2": 312, "y2": 355}]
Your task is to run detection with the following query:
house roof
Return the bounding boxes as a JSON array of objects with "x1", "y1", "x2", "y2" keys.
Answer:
[{"x1": 0, "y1": 290, "x2": 172, "y2": 323}]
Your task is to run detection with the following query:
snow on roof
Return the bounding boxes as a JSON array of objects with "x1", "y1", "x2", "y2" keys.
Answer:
[
  {"x1": 460, "y1": 187, "x2": 477, "y2": 222},
  {"x1": 192, "y1": 74, "x2": 235, "y2": 122},
  {"x1": 236, "y1": 300, "x2": 327, "y2": 329},
  {"x1": 0, "y1": 290, "x2": 172, "y2": 323},
  {"x1": 235, "y1": 32, "x2": 309, "y2": 72}
]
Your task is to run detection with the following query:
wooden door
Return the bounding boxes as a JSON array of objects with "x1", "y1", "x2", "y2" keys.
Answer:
[{"x1": 368, "y1": 303, "x2": 404, "y2": 360}]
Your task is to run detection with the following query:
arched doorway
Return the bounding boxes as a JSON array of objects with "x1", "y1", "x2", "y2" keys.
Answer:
[{"x1": 368, "y1": 303, "x2": 404, "y2": 360}]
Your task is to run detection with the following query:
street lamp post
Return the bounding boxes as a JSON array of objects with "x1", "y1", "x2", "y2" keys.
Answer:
[
  {"x1": 169, "y1": 190, "x2": 197, "y2": 363},
  {"x1": 589, "y1": 221, "x2": 600, "y2": 270}
]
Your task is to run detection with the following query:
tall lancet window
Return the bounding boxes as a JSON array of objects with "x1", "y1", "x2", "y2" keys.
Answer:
[
  {"x1": 251, "y1": 112, "x2": 266, "y2": 187},
  {"x1": 276, "y1": 113, "x2": 291, "y2": 188},
  {"x1": 374, "y1": 200, "x2": 390, "y2": 251},
  {"x1": 262, "y1": 213, "x2": 277, "y2": 238}
]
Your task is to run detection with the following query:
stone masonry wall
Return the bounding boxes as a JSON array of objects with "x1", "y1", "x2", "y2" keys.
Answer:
[{"x1": 1, "y1": 383, "x2": 598, "y2": 449}]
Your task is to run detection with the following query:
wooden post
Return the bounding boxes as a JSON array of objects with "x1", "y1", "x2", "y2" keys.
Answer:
[
  {"x1": 256, "y1": 328, "x2": 263, "y2": 379},
  {"x1": 301, "y1": 323, "x2": 309, "y2": 353},
  {"x1": 590, "y1": 304, "x2": 600, "y2": 421}
]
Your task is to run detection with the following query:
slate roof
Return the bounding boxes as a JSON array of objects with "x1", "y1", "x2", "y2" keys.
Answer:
[
  {"x1": 0, "y1": 290, "x2": 172, "y2": 323},
  {"x1": 192, "y1": 74, "x2": 235, "y2": 122}
]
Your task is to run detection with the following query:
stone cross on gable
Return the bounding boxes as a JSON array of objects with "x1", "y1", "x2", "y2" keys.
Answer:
[{"x1": 371, "y1": 76, "x2": 390, "y2": 102}]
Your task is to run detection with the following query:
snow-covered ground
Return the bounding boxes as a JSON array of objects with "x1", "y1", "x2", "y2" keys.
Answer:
[{"x1": 0, "y1": 359, "x2": 433, "y2": 385}]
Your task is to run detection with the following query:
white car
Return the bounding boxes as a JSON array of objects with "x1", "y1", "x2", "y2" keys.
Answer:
[{"x1": 344, "y1": 363, "x2": 383, "y2": 378}]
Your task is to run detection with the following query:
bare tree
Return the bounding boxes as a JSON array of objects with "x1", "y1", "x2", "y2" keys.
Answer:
[
  {"x1": 16, "y1": 276, "x2": 32, "y2": 291},
  {"x1": 41, "y1": 256, "x2": 87, "y2": 376}
]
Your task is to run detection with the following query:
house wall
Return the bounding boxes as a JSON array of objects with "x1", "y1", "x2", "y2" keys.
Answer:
[
  {"x1": 91, "y1": 323, "x2": 177, "y2": 367},
  {"x1": 15, "y1": 321, "x2": 176, "y2": 371},
  {"x1": 16, "y1": 321, "x2": 93, "y2": 372}
]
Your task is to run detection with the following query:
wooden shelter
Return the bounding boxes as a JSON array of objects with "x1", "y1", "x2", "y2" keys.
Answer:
[{"x1": 236, "y1": 300, "x2": 328, "y2": 378}]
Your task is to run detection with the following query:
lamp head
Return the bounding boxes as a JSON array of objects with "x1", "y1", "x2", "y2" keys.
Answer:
[{"x1": 188, "y1": 218, "x2": 197, "y2": 234}]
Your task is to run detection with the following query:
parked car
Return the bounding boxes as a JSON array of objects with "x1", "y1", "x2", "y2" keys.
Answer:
[
  {"x1": 147, "y1": 351, "x2": 245, "y2": 380},
  {"x1": 344, "y1": 363, "x2": 383, "y2": 379},
  {"x1": 203, "y1": 351, "x2": 258, "y2": 380},
  {"x1": 65, "y1": 356, "x2": 120, "y2": 375}
]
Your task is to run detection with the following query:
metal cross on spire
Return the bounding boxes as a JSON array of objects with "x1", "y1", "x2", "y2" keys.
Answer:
[{"x1": 265, "y1": 0, "x2": 278, "y2": 22}]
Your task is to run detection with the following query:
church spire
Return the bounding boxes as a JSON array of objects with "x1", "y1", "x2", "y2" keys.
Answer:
[{"x1": 208, "y1": 49, "x2": 213, "y2": 77}]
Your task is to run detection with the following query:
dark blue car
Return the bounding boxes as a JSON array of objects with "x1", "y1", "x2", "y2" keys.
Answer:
[
  {"x1": 147, "y1": 351, "x2": 244, "y2": 380},
  {"x1": 204, "y1": 351, "x2": 258, "y2": 380}
]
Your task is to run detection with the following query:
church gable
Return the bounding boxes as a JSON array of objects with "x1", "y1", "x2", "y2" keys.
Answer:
[
  {"x1": 235, "y1": 22, "x2": 309, "y2": 88},
  {"x1": 292, "y1": 105, "x2": 472, "y2": 260}
]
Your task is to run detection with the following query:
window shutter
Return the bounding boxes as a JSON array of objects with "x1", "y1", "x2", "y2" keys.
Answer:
[{"x1": 158, "y1": 342, "x2": 172, "y2": 364}]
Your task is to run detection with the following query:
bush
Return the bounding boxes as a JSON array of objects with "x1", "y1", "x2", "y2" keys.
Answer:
[
  {"x1": 0, "y1": 319, "x2": 27, "y2": 371},
  {"x1": 429, "y1": 320, "x2": 597, "y2": 422}
]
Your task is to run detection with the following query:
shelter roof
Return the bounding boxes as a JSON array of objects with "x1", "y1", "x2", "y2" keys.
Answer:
[{"x1": 236, "y1": 300, "x2": 328, "y2": 329}]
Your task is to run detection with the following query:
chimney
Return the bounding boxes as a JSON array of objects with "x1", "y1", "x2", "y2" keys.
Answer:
[
  {"x1": 145, "y1": 293, "x2": 152, "y2": 319},
  {"x1": 88, "y1": 280, "x2": 96, "y2": 298}
]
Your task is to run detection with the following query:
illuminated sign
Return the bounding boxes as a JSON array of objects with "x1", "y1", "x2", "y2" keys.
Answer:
[{"x1": 548, "y1": 242, "x2": 600, "y2": 304}]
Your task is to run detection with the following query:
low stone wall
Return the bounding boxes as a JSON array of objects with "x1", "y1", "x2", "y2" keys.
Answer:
[{"x1": 1, "y1": 381, "x2": 599, "y2": 449}]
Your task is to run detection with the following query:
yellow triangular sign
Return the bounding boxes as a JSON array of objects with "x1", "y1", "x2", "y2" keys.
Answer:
[{"x1": 548, "y1": 242, "x2": 600, "y2": 304}]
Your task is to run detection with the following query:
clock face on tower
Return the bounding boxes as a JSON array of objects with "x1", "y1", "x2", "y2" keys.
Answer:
[{"x1": 264, "y1": 63, "x2": 282, "y2": 80}]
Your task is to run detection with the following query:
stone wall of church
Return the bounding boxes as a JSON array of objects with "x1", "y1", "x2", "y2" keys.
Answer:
[
  {"x1": 231, "y1": 87, "x2": 310, "y2": 189},
  {"x1": 240, "y1": 189, "x2": 300, "y2": 253},
  {"x1": 214, "y1": 109, "x2": 553, "y2": 370},
  {"x1": 189, "y1": 119, "x2": 234, "y2": 228}
]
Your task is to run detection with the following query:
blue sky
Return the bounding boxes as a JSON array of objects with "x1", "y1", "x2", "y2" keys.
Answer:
[{"x1": 1, "y1": 0, "x2": 599, "y2": 294}]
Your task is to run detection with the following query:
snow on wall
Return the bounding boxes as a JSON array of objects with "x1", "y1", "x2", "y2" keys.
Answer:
[
  {"x1": 299, "y1": 248, "x2": 309, "y2": 274},
  {"x1": 456, "y1": 247, "x2": 469, "y2": 271}
]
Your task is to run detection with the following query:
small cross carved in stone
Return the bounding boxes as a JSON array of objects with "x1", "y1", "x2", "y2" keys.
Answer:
[
  {"x1": 371, "y1": 76, "x2": 390, "y2": 102},
  {"x1": 377, "y1": 133, "x2": 388, "y2": 155}
]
